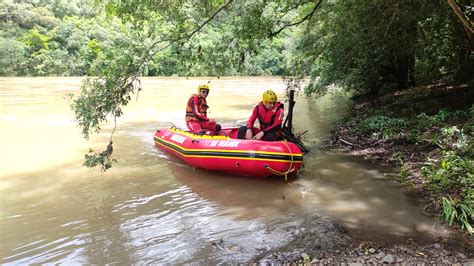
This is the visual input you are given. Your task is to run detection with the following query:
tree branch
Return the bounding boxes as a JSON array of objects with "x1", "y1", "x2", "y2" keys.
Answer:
[
  {"x1": 145, "y1": 0, "x2": 234, "y2": 60},
  {"x1": 446, "y1": 0, "x2": 473, "y2": 34},
  {"x1": 269, "y1": 0, "x2": 322, "y2": 38},
  {"x1": 384, "y1": 1, "x2": 400, "y2": 39},
  {"x1": 274, "y1": 2, "x2": 313, "y2": 30},
  {"x1": 446, "y1": 0, "x2": 474, "y2": 48}
]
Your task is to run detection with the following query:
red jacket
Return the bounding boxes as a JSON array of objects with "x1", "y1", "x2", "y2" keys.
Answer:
[
  {"x1": 185, "y1": 94, "x2": 209, "y2": 122},
  {"x1": 246, "y1": 102, "x2": 284, "y2": 133}
]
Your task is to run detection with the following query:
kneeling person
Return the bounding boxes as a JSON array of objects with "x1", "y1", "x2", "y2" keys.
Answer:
[
  {"x1": 238, "y1": 90, "x2": 284, "y2": 141},
  {"x1": 185, "y1": 84, "x2": 221, "y2": 135}
]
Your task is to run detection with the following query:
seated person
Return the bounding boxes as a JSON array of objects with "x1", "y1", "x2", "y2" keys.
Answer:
[
  {"x1": 237, "y1": 90, "x2": 284, "y2": 141},
  {"x1": 185, "y1": 84, "x2": 221, "y2": 135}
]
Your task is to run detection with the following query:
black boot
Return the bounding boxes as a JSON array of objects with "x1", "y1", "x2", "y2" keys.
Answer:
[
  {"x1": 213, "y1": 124, "x2": 222, "y2": 135},
  {"x1": 237, "y1": 126, "x2": 247, "y2": 139}
]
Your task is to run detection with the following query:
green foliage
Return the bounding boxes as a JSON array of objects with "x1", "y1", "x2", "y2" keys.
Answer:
[
  {"x1": 399, "y1": 167, "x2": 410, "y2": 181},
  {"x1": 0, "y1": 0, "x2": 146, "y2": 76},
  {"x1": 422, "y1": 152, "x2": 468, "y2": 194},
  {"x1": 297, "y1": 1, "x2": 472, "y2": 97},
  {"x1": 393, "y1": 151, "x2": 404, "y2": 166},
  {"x1": 0, "y1": 37, "x2": 27, "y2": 75},
  {"x1": 422, "y1": 150, "x2": 473, "y2": 233},
  {"x1": 83, "y1": 141, "x2": 117, "y2": 171},
  {"x1": 416, "y1": 107, "x2": 473, "y2": 233},
  {"x1": 358, "y1": 115, "x2": 407, "y2": 139},
  {"x1": 352, "y1": 105, "x2": 473, "y2": 233},
  {"x1": 1, "y1": 0, "x2": 472, "y2": 81},
  {"x1": 411, "y1": 109, "x2": 471, "y2": 149},
  {"x1": 415, "y1": 2, "x2": 471, "y2": 83},
  {"x1": 29, "y1": 48, "x2": 71, "y2": 75},
  {"x1": 416, "y1": 109, "x2": 466, "y2": 128},
  {"x1": 0, "y1": 0, "x2": 292, "y2": 77},
  {"x1": 70, "y1": 36, "x2": 145, "y2": 139},
  {"x1": 0, "y1": 0, "x2": 57, "y2": 30},
  {"x1": 442, "y1": 196, "x2": 473, "y2": 234},
  {"x1": 22, "y1": 27, "x2": 50, "y2": 53},
  {"x1": 86, "y1": 39, "x2": 101, "y2": 56}
]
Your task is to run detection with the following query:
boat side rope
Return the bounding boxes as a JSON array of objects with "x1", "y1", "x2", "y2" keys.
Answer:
[
  {"x1": 169, "y1": 126, "x2": 229, "y2": 140},
  {"x1": 264, "y1": 141, "x2": 295, "y2": 180}
]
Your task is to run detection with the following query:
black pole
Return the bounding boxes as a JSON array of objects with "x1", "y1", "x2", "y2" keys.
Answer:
[
  {"x1": 287, "y1": 89, "x2": 295, "y2": 132},
  {"x1": 282, "y1": 89, "x2": 310, "y2": 154}
]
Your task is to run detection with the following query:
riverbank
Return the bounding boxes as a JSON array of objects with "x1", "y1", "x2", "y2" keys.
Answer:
[
  {"x1": 255, "y1": 82, "x2": 473, "y2": 264},
  {"x1": 326, "y1": 82, "x2": 473, "y2": 221},
  {"x1": 253, "y1": 213, "x2": 473, "y2": 264},
  {"x1": 324, "y1": 83, "x2": 473, "y2": 262}
]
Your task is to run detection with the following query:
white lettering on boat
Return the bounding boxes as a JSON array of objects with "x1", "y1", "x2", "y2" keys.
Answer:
[
  {"x1": 170, "y1": 134, "x2": 186, "y2": 144},
  {"x1": 210, "y1": 140, "x2": 219, "y2": 147},
  {"x1": 218, "y1": 140, "x2": 239, "y2": 148}
]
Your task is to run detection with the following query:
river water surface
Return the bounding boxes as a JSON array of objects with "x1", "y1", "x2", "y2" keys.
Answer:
[{"x1": 0, "y1": 77, "x2": 463, "y2": 264}]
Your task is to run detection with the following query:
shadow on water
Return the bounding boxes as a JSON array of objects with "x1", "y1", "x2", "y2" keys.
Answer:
[
  {"x1": 167, "y1": 157, "x2": 299, "y2": 221},
  {"x1": 301, "y1": 150, "x2": 440, "y2": 234}
]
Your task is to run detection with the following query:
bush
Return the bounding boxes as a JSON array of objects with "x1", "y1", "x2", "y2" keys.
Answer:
[
  {"x1": 358, "y1": 115, "x2": 407, "y2": 139},
  {"x1": 442, "y1": 196, "x2": 473, "y2": 234},
  {"x1": 422, "y1": 150, "x2": 473, "y2": 233}
]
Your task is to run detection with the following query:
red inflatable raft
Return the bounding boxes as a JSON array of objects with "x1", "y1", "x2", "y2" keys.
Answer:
[{"x1": 154, "y1": 127, "x2": 304, "y2": 178}]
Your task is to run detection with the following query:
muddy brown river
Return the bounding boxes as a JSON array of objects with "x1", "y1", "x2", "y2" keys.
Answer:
[{"x1": 0, "y1": 77, "x2": 466, "y2": 264}]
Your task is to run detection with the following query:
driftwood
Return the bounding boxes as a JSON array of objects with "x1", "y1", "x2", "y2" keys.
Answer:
[{"x1": 339, "y1": 138, "x2": 354, "y2": 146}]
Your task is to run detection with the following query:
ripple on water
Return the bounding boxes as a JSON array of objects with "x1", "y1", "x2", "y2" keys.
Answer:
[
  {"x1": 3, "y1": 236, "x2": 88, "y2": 265},
  {"x1": 116, "y1": 186, "x2": 218, "y2": 262},
  {"x1": 109, "y1": 184, "x2": 305, "y2": 264}
]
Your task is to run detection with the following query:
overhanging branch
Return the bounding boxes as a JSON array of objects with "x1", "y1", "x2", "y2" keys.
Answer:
[
  {"x1": 446, "y1": 0, "x2": 474, "y2": 48},
  {"x1": 269, "y1": 0, "x2": 322, "y2": 38},
  {"x1": 447, "y1": 0, "x2": 473, "y2": 35},
  {"x1": 146, "y1": 0, "x2": 235, "y2": 59}
]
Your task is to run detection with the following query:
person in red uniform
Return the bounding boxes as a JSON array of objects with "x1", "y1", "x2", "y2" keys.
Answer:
[
  {"x1": 185, "y1": 84, "x2": 221, "y2": 134},
  {"x1": 237, "y1": 90, "x2": 284, "y2": 141}
]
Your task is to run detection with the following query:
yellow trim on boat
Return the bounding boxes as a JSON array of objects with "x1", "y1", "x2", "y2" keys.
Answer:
[
  {"x1": 154, "y1": 136, "x2": 303, "y2": 157},
  {"x1": 154, "y1": 140, "x2": 302, "y2": 163},
  {"x1": 169, "y1": 127, "x2": 229, "y2": 140}
]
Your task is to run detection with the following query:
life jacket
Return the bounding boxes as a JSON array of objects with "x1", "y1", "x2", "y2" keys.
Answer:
[
  {"x1": 256, "y1": 102, "x2": 284, "y2": 131},
  {"x1": 185, "y1": 94, "x2": 209, "y2": 122}
]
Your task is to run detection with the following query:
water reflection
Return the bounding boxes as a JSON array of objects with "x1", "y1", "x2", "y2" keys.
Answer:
[
  {"x1": 170, "y1": 161, "x2": 299, "y2": 220},
  {"x1": 299, "y1": 152, "x2": 448, "y2": 236}
]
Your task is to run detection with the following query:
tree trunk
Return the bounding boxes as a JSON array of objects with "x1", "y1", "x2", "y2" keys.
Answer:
[{"x1": 396, "y1": 55, "x2": 409, "y2": 89}]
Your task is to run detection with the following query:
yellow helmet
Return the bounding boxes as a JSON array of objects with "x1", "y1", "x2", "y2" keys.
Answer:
[
  {"x1": 198, "y1": 84, "x2": 210, "y2": 93},
  {"x1": 262, "y1": 90, "x2": 277, "y2": 103}
]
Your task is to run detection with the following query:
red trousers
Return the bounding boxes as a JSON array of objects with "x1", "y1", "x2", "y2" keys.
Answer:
[{"x1": 186, "y1": 120, "x2": 217, "y2": 133}]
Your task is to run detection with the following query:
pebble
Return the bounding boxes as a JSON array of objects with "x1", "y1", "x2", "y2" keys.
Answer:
[
  {"x1": 228, "y1": 245, "x2": 239, "y2": 252},
  {"x1": 301, "y1": 253, "x2": 310, "y2": 261},
  {"x1": 376, "y1": 252, "x2": 385, "y2": 260},
  {"x1": 369, "y1": 248, "x2": 376, "y2": 254},
  {"x1": 381, "y1": 254, "x2": 395, "y2": 264}
]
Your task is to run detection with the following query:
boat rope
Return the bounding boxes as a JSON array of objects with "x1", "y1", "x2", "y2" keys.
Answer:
[{"x1": 264, "y1": 141, "x2": 295, "y2": 181}]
